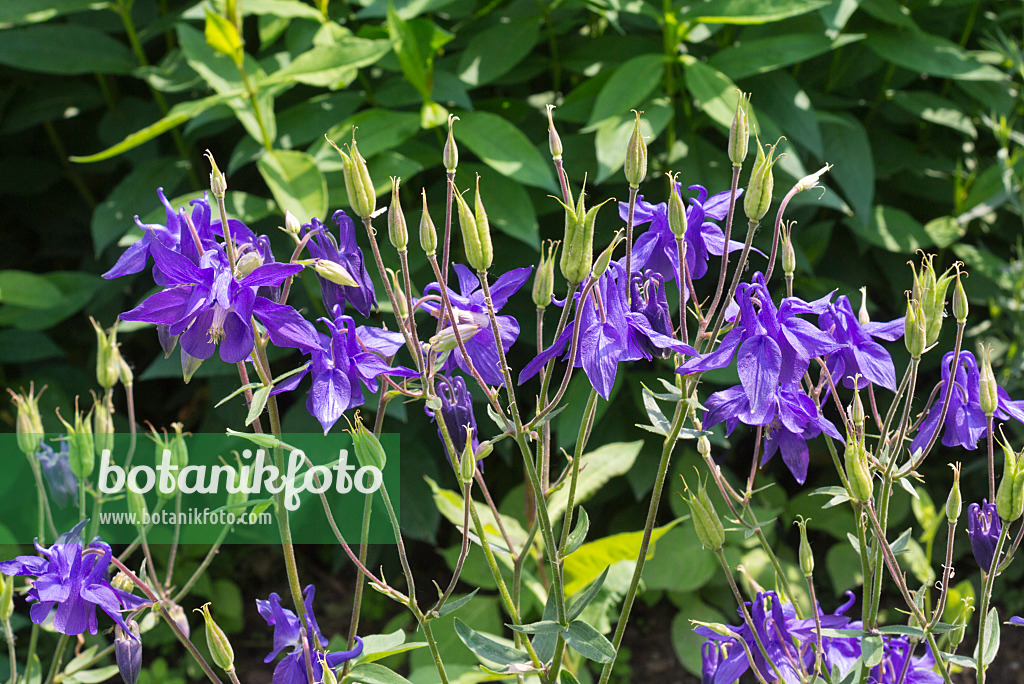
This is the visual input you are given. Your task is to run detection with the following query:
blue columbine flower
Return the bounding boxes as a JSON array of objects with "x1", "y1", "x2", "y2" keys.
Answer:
[
  {"x1": 911, "y1": 350, "x2": 1024, "y2": 454},
  {"x1": 704, "y1": 382, "x2": 842, "y2": 484},
  {"x1": 258, "y1": 585, "x2": 363, "y2": 684},
  {"x1": 680, "y1": 273, "x2": 840, "y2": 424},
  {"x1": 427, "y1": 375, "x2": 479, "y2": 461},
  {"x1": 519, "y1": 263, "x2": 696, "y2": 399},
  {"x1": 304, "y1": 210, "x2": 376, "y2": 317},
  {"x1": 118, "y1": 239, "x2": 317, "y2": 364},
  {"x1": 968, "y1": 500, "x2": 1001, "y2": 569},
  {"x1": 0, "y1": 522, "x2": 149, "y2": 636},
  {"x1": 1011, "y1": 616, "x2": 1024, "y2": 626},
  {"x1": 421, "y1": 264, "x2": 532, "y2": 387},
  {"x1": 35, "y1": 439, "x2": 78, "y2": 508},
  {"x1": 273, "y1": 314, "x2": 415, "y2": 434},
  {"x1": 620, "y1": 183, "x2": 747, "y2": 283},
  {"x1": 818, "y1": 295, "x2": 904, "y2": 391}
]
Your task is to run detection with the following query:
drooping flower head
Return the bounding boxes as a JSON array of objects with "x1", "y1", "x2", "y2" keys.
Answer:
[
  {"x1": 304, "y1": 210, "x2": 376, "y2": 317},
  {"x1": 35, "y1": 439, "x2": 78, "y2": 508},
  {"x1": 421, "y1": 265, "x2": 532, "y2": 387},
  {"x1": 427, "y1": 375, "x2": 479, "y2": 461},
  {"x1": 967, "y1": 500, "x2": 1001, "y2": 570},
  {"x1": 0, "y1": 521, "x2": 149, "y2": 636},
  {"x1": 258, "y1": 585, "x2": 363, "y2": 684},
  {"x1": 818, "y1": 294, "x2": 904, "y2": 391}
]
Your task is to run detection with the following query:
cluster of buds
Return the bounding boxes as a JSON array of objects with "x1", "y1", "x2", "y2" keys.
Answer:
[
  {"x1": 682, "y1": 473, "x2": 725, "y2": 551},
  {"x1": 556, "y1": 180, "x2": 612, "y2": 285},
  {"x1": 743, "y1": 134, "x2": 782, "y2": 224},
  {"x1": 57, "y1": 399, "x2": 95, "y2": 481},
  {"x1": 452, "y1": 176, "x2": 493, "y2": 273},
  {"x1": 327, "y1": 131, "x2": 376, "y2": 220},
  {"x1": 996, "y1": 437, "x2": 1024, "y2": 522},
  {"x1": 10, "y1": 383, "x2": 45, "y2": 457},
  {"x1": 905, "y1": 254, "x2": 960, "y2": 356}
]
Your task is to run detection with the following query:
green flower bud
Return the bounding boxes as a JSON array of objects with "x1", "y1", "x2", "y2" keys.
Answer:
[
  {"x1": 10, "y1": 384, "x2": 45, "y2": 457},
  {"x1": 314, "y1": 259, "x2": 359, "y2": 287},
  {"x1": 666, "y1": 173, "x2": 686, "y2": 238},
  {"x1": 728, "y1": 93, "x2": 750, "y2": 167},
  {"x1": 0, "y1": 574, "x2": 13, "y2": 622},
  {"x1": 952, "y1": 264, "x2": 968, "y2": 323},
  {"x1": 459, "y1": 428, "x2": 476, "y2": 484},
  {"x1": 205, "y1": 150, "x2": 227, "y2": 198},
  {"x1": 182, "y1": 350, "x2": 202, "y2": 384},
  {"x1": 443, "y1": 114, "x2": 459, "y2": 173},
  {"x1": 795, "y1": 515, "x2": 814, "y2": 578},
  {"x1": 947, "y1": 598, "x2": 973, "y2": 649},
  {"x1": 781, "y1": 222, "x2": 796, "y2": 277},
  {"x1": 127, "y1": 485, "x2": 148, "y2": 524},
  {"x1": 624, "y1": 110, "x2": 647, "y2": 188},
  {"x1": 743, "y1": 136, "x2": 781, "y2": 223},
  {"x1": 681, "y1": 474, "x2": 725, "y2": 551},
  {"x1": 119, "y1": 355, "x2": 134, "y2": 387},
  {"x1": 979, "y1": 346, "x2": 999, "y2": 417},
  {"x1": 946, "y1": 462, "x2": 962, "y2": 523},
  {"x1": 197, "y1": 604, "x2": 235, "y2": 673},
  {"x1": 167, "y1": 602, "x2": 190, "y2": 639},
  {"x1": 93, "y1": 397, "x2": 114, "y2": 459},
  {"x1": 350, "y1": 414, "x2": 387, "y2": 470},
  {"x1": 858, "y1": 287, "x2": 871, "y2": 326},
  {"x1": 697, "y1": 435, "x2": 711, "y2": 459},
  {"x1": 387, "y1": 177, "x2": 409, "y2": 251},
  {"x1": 995, "y1": 438, "x2": 1023, "y2": 523},
  {"x1": 849, "y1": 385, "x2": 866, "y2": 429},
  {"x1": 593, "y1": 231, "x2": 626, "y2": 280},
  {"x1": 92, "y1": 318, "x2": 122, "y2": 390},
  {"x1": 910, "y1": 254, "x2": 956, "y2": 348},
  {"x1": 845, "y1": 437, "x2": 873, "y2": 503},
  {"x1": 111, "y1": 571, "x2": 134, "y2": 594},
  {"x1": 904, "y1": 295, "x2": 926, "y2": 359},
  {"x1": 327, "y1": 132, "x2": 376, "y2": 219},
  {"x1": 419, "y1": 189, "x2": 437, "y2": 256},
  {"x1": 234, "y1": 251, "x2": 263, "y2": 279},
  {"x1": 386, "y1": 268, "x2": 408, "y2": 319},
  {"x1": 546, "y1": 104, "x2": 563, "y2": 161},
  {"x1": 170, "y1": 422, "x2": 188, "y2": 470},
  {"x1": 284, "y1": 210, "x2": 301, "y2": 236},
  {"x1": 691, "y1": 621, "x2": 742, "y2": 640},
  {"x1": 430, "y1": 323, "x2": 483, "y2": 353},
  {"x1": 533, "y1": 241, "x2": 558, "y2": 309},
  {"x1": 58, "y1": 403, "x2": 95, "y2": 480},
  {"x1": 452, "y1": 177, "x2": 493, "y2": 272}
]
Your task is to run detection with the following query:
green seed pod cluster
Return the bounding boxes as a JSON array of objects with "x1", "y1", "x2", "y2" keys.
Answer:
[
  {"x1": 327, "y1": 132, "x2": 376, "y2": 219},
  {"x1": 419, "y1": 189, "x2": 437, "y2": 256},
  {"x1": 452, "y1": 177, "x2": 493, "y2": 272},
  {"x1": 59, "y1": 404, "x2": 95, "y2": 480},
  {"x1": 558, "y1": 183, "x2": 611, "y2": 285},
  {"x1": 995, "y1": 439, "x2": 1024, "y2": 522},
  {"x1": 533, "y1": 241, "x2": 558, "y2": 309},
  {"x1": 681, "y1": 475, "x2": 725, "y2": 551},
  {"x1": 10, "y1": 385, "x2": 45, "y2": 457},
  {"x1": 743, "y1": 136, "x2": 781, "y2": 223},
  {"x1": 350, "y1": 414, "x2": 387, "y2": 471},
  {"x1": 844, "y1": 434, "x2": 873, "y2": 504},
  {"x1": 92, "y1": 318, "x2": 122, "y2": 390},
  {"x1": 93, "y1": 397, "x2": 115, "y2": 459},
  {"x1": 624, "y1": 110, "x2": 647, "y2": 188},
  {"x1": 979, "y1": 346, "x2": 999, "y2": 417},
  {"x1": 910, "y1": 254, "x2": 957, "y2": 349}
]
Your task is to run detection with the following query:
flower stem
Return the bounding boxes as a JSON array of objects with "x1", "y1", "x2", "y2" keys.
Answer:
[
  {"x1": 977, "y1": 523, "x2": 1010, "y2": 684},
  {"x1": 3, "y1": 616, "x2": 17, "y2": 684}
]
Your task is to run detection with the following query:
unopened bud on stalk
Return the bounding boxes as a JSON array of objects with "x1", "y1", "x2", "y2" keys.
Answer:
[
  {"x1": 443, "y1": 114, "x2": 459, "y2": 172},
  {"x1": 533, "y1": 241, "x2": 558, "y2": 309},
  {"x1": 904, "y1": 295, "x2": 926, "y2": 359},
  {"x1": 948, "y1": 598, "x2": 974, "y2": 648},
  {"x1": 10, "y1": 384, "x2": 45, "y2": 457},
  {"x1": 350, "y1": 414, "x2": 387, "y2": 470},
  {"x1": 952, "y1": 264, "x2": 968, "y2": 323},
  {"x1": 781, "y1": 223, "x2": 796, "y2": 277},
  {"x1": 284, "y1": 211, "x2": 302, "y2": 236},
  {"x1": 624, "y1": 110, "x2": 647, "y2": 188},
  {"x1": 111, "y1": 571, "x2": 134, "y2": 593},
  {"x1": 170, "y1": 422, "x2": 188, "y2": 470},
  {"x1": 546, "y1": 104, "x2": 563, "y2": 160},
  {"x1": 314, "y1": 260, "x2": 359, "y2": 287},
  {"x1": 167, "y1": 602, "x2": 190, "y2": 639},
  {"x1": 743, "y1": 136, "x2": 781, "y2": 223},
  {"x1": 593, "y1": 231, "x2": 626, "y2": 279},
  {"x1": 0, "y1": 574, "x2": 14, "y2": 622},
  {"x1": 234, "y1": 251, "x2": 263, "y2": 278},
  {"x1": 946, "y1": 462, "x2": 962, "y2": 523},
  {"x1": 327, "y1": 132, "x2": 376, "y2": 219},
  {"x1": 419, "y1": 189, "x2": 437, "y2": 256},
  {"x1": 386, "y1": 269, "x2": 408, "y2": 319},
  {"x1": 58, "y1": 404, "x2": 95, "y2": 480},
  {"x1": 995, "y1": 438, "x2": 1024, "y2": 522},
  {"x1": 844, "y1": 436, "x2": 873, "y2": 503},
  {"x1": 92, "y1": 318, "x2": 121, "y2": 390},
  {"x1": 979, "y1": 346, "x2": 998, "y2": 417},
  {"x1": 858, "y1": 287, "x2": 871, "y2": 326},
  {"x1": 115, "y1": 620, "x2": 142, "y2": 684},
  {"x1": 681, "y1": 474, "x2": 725, "y2": 551},
  {"x1": 119, "y1": 355, "x2": 134, "y2": 387},
  {"x1": 93, "y1": 397, "x2": 114, "y2": 458},
  {"x1": 430, "y1": 324, "x2": 483, "y2": 353},
  {"x1": 558, "y1": 183, "x2": 612, "y2": 285},
  {"x1": 127, "y1": 485, "x2": 148, "y2": 523},
  {"x1": 459, "y1": 428, "x2": 476, "y2": 484},
  {"x1": 452, "y1": 177, "x2": 493, "y2": 272},
  {"x1": 691, "y1": 621, "x2": 742, "y2": 640},
  {"x1": 387, "y1": 177, "x2": 409, "y2": 251},
  {"x1": 698, "y1": 435, "x2": 711, "y2": 459},
  {"x1": 849, "y1": 385, "x2": 865, "y2": 428},
  {"x1": 910, "y1": 253, "x2": 956, "y2": 348},
  {"x1": 197, "y1": 603, "x2": 235, "y2": 672},
  {"x1": 666, "y1": 173, "x2": 686, "y2": 238},
  {"x1": 205, "y1": 150, "x2": 227, "y2": 197},
  {"x1": 728, "y1": 93, "x2": 750, "y2": 166},
  {"x1": 795, "y1": 516, "x2": 814, "y2": 577}
]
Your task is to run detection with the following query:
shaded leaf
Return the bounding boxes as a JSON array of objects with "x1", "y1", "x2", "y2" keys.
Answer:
[
  {"x1": 453, "y1": 619, "x2": 531, "y2": 666},
  {"x1": 679, "y1": 0, "x2": 830, "y2": 24},
  {"x1": 709, "y1": 33, "x2": 863, "y2": 81},
  {"x1": 564, "y1": 620, "x2": 615, "y2": 663},
  {"x1": 456, "y1": 111, "x2": 557, "y2": 191},
  {"x1": 458, "y1": 17, "x2": 540, "y2": 87},
  {"x1": 865, "y1": 30, "x2": 1005, "y2": 82},
  {"x1": 819, "y1": 112, "x2": 873, "y2": 222},
  {"x1": 257, "y1": 149, "x2": 328, "y2": 224},
  {"x1": 585, "y1": 54, "x2": 665, "y2": 129},
  {"x1": 0, "y1": 24, "x2": 134, "y2": 74},
  {"x1": 0, "y1": 271, "x2": 64, "y2": 309}
]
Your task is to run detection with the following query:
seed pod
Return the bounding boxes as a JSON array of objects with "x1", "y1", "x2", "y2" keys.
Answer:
[
  {"x1": 682, "y1": 475, "x2": 725, "y2": 551},
  {"x1": 197, "y1": 603, "x2": 235, "y2": 673},
  {"x1": 546, "y1": 104, "x2": 563, "y2": 161},
  {"x1": 624, "y1": 110, "x2": 647, "y2": 188},
  {"x1": 666, "y1": 173, "x2": 686, "y2": 238},
  {"x1": 728, "y1": 93, "x2": 750, "y2": 167},
  {"x1": 743, "y1": 136, "x2": 781, "y2": 223},
  {"x1": 845, "y1": 439, "x2": 873, "y2": 503},
  {"x1": 849, "y1": 386, "x2": 865, "y2": 429},
  {"x1": 351, "y1": 415, "x2": 387, "y2": 470},
  {"x1": 472, "y1": 176, "x2": 493, "y2": 271},
  {"x1": 234, "y1": 251, "x2": 263, "y2": 279},
  {"x1": 0, "y1": 574, "x2": 13, "y2": 622},
  {"x1": 385, "y1": 269, "x2": 408, "y2": 319},
  {"x1": 904, "y1": 295, "x2": 926, "y2": 359},
  {"x1": 946, "y1": 462, "x2": 962, "y2": 523},
  {"x1": 593, "y1": 231, "x2": 626, "y2": 280},
  {"x1": 781, "y1": 224, "x2": 796, "y2": 277},
  {"x1": 92, "y1": 318, "x2": 121, "y2": 390},
  {"x1": 952, "y1": 264, "x2": 968, "y2": 323},
  {"x1": 115, "y1": 621, "x2": 142, "y2": 684},
  {"x1": 419, "y1": 189, "x2": 437, "y2": 256},
  {"x1": 533, "y1": 241, "x2": 558, "y2": 309},
  {"x1": 443, "y1": 114, "x2": 459, "y2": 172},
  {"x1": 948, "y1": 598, "x2": 974, "y2": 648},
  {"x1": 979, "y1": 346, "x2": 998, "y2": 417},
  {"x1": 327, "y1": 133, "x2": 376, "y2": 219},
  {"x1": 452, "y1": 177, "x2": 493, "y2": 272},
  {"x1": 119, "y1": 355, "x2": 134, "y2": 387},
  {"x1": 10, "y1": 385, "x2": 45, "y2": 457},
  {"x1": 387, "y1": 177, "x2": 409, "y2": 251},
  {"x1": 429, "y1": 323, "x2": 483, "y2": 353},
  {"x1": 93, "y1": 397, "x2": 115, "y2": 459},
  {"x1": 996, "y1": 440, "x2": 1023, "y2": 522},
  {"x1": 111, "y1": 572, "x2": 134, "y2": 593},
  {"x1": 127, "y1": 485, "x2": 148, "y2": 524},
  {"x1": 795, "y1": 516, "x2": 814, "y2": 578},
  {"x1": 170, "y1": 423, "x2": 188, "y2": 470},
  {"x1": 459, "y1": 429, "x2": 476, "y2": 484},
  {"x1": 59, "y1": 404, "x2": 95, "y2": 480},
  {"x1": 322, "y1": 659, "x2": 339, "y2": 684},
  {"x1": 150, "y1": 428, "x2": 176, "y2": 501}
]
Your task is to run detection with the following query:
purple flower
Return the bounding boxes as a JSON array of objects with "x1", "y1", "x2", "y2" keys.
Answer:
[
  {"x1": 818, "y1": 295, "x2": 904, "y2": 391},
  {"x1": 427, "y1": 375, "x2": 479, "y2": 461},
  {"x1": 704, "y1": 382, "x2": 842, "y2": 484},
  {"x1": 519, "y1": 264, "x2": 696, "y2": 399},
  {"x1": 681, "y1": 273, "x2": 840, "y2": 426},
  {"x1": 968, "y1": 500, "x2": 1001, "y2": 569},
  {"x1": 911, "y1": 351, "x2": 1024, "y2": 454},
  {"x1": 274, "y1": 315, "x2": 415, "y2": 434},
  {"x1": 620, "y1": 184, "x2": 747, "y2": 284},
  {"x1": 35, "y1": 439, "x2": 77, "y2": 508},
  {"x1": 1011, "y1": 616, "x2": 1024, "y2": 626},
  {"x1": 421, "y1": 265, "x2": 532, "y2": 387},
  {"x1": 118, "y1": 240, "x2": 316, "y2": 364},
  {"x1": 0, "y1": 522, "x2": 149, "y2": 636},
  {"x1": 304, "y1": 211, "x2": 376, "y2": 318},
  {"x1": 258, "y1": 585, "x2": 363, "y2": 684}
]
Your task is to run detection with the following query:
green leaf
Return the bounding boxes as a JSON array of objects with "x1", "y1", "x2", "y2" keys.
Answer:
[
  {"x1": 453, "y1": 619, "x2": 531, "y2": 666},
  {"x1": 91, "y1": 158, "x2": 188, "y2": 256},
  {"x1": 425, "y1": 477, "x2": 530, "y2": 553},
  {"x1": 205, "y1": 8, "x2": 244, "y2": 65},
  {"x1": 0, "y1": 24, "x2": 134, "y2": 74},
  {"x1": 246, "y1": 386, "x2": 271, "y2": 425},
  {"x1": 356, "y1": 630, "x2": 428, "y2": 663},
  {"x1": 347, "y1": 662, "x2": 415, "y2": 684},
  {"x1": 923, "y1": 216, "x2": 966, "y2": 248},
  {"x1": 456, "y1": 111, "x2": 557, "y2": 191},
  {"x1": 819, "y1": 112, "x2": 874, "y2": 223},
  {"x1": 507, "y1": 621, "x2": 565, "y2": 635},
  {"x1": 566, "y1": 566, "x2": 608, "y2": 621},
  {"x1": 891, "y1": 90, "x2": 977, "y2": 138},
  {"x1": 0, "y1": 330, "x2": 65, "y2": 363},
  {"x1": 0, "y1": 0, "x2": 108, "y2": 25},
  {"x1": 320, "y1": 109, "x2": 421, "y2": 161},
  {"x1": 0, "y1": 270, "x2": 64, "y2": 309},
  {"x1": 257, "y1": 149, "x2": 328, "y2": 224},
  {"x1": 709, "y1": 33, "x2": 863, "y2": 81},
  {"x1": 70, "y1": 666, "x2": 120, "y2": 683},
  {"x1": 387, "y1": 5, "x2": 451, "y2": 100},
  {"x1": 977, "y1": 607, "x2": 1000, "y2": 666},
  {"x1": 683, "y1": 60, "x2": 744, "y2": 130},
  {"x1": 679, "y1": 0, "x2": 830, "y2": 24},
  {"x1": 242, "y1": 0, "x2": 323, "y2": 19},
  {"x1": 865, "y1": 30, "x2": 1005, "y2": 82},
  {"x1": 435, "y1": 588, "x2": 479, "y2": 618},
  {"x1": 862, "y1": 634, "x2": 884, "y2": 667},
  {"x1": 564, "y1": 507, "x2": 589, "y2": 556},
  {"x1": 846, "y1": 206, "x2": 934, "y2": 253},
  {"x1": 564, "y1": 620, "x2": 616, "y2": 663},
  {"x1": 642, "y1": 525, "x2": 717, "y2": 592},
  {"x1": 594, "y1": 99, "x2": 672, "y2": 184},
  {"x1": 269, "y1": 39, "x2": 393, "y2": 87},
  {"x1": 458, "y1": 17, "x2": 540, "y2": 87},
  {"x1": 563, "y1": 519, "x2": 679, "y2": 594},
  {"x1": 0, "y1": 272, "x2": 103, "y2": 330},
  {"x1": 457, "y1": 163, "x2": 539, "y2": 249},
  {"x1": 547, "y1": 441, "x2": 643, "y2": 523},
  {"x1": 585, "y1": 54, "x2": 665, "y2": 130},
  {"x1": 71, "y1": 95, "x2": 226, "y2": 163},
  {"x1": 889, "y1": 527, "x2": 912, "y2": 555}
]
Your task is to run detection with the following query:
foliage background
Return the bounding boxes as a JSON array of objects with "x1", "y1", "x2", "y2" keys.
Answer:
[{"x1": 1, "y1": 0, "x2": 1023, "y2": 680}]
